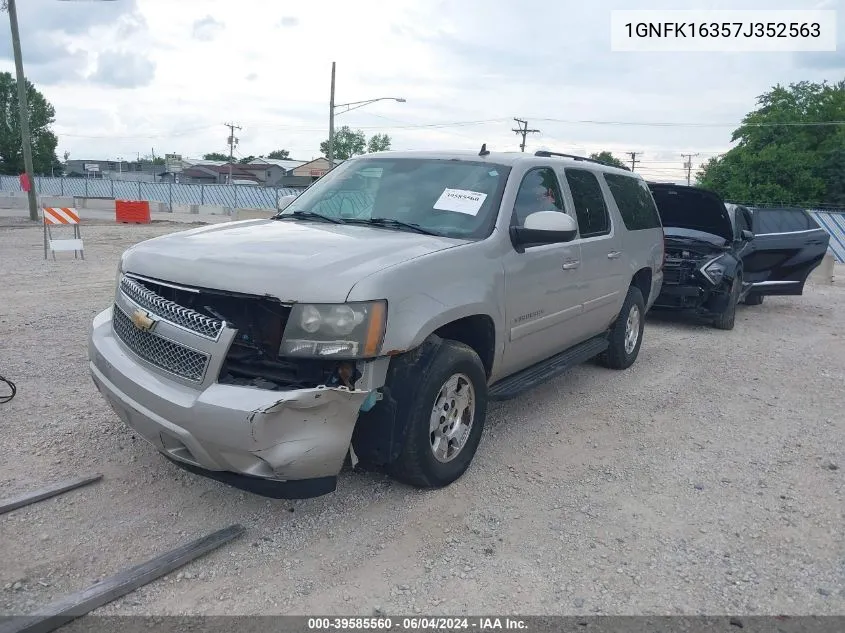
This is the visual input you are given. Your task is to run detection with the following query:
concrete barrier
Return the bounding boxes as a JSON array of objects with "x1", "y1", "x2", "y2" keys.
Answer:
[
  {"x1": 0, "y1": 192, "x2": 74, "y2": 209},
  {"x1": 809, "y1": 250, "x2": 836, "y2": 285},
  {"x1": 235, "y1": 208, "x2": 276, "y2": 221}
]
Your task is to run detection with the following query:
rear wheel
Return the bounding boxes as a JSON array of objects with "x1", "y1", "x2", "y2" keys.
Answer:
[
  {"x1": 713, "y1": 274, "x2": 742, "y2": 330},
  {"x1": 599, "y1": 285, "x2": 645, "y2": 370},
  {"x1": 387, "y1": 340, "x2": 488, "y2": 488},
  {"x1": 744, "y1": 292, "x2": 764, "y2": 306}
]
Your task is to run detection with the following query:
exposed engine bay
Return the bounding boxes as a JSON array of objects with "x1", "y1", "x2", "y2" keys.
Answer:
[{"x1": 132, "y1": 277, "x2": 360, "y2": 391}]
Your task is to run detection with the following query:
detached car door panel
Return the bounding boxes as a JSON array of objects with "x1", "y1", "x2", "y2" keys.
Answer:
[{"x1": 744, "y1": 208, "x2": 831, "y2": 295}]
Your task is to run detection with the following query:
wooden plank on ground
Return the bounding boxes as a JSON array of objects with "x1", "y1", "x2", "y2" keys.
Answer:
[
  {"x1": 0, "y1": 475, "x2": 103, "y2": 516},
  {"x1": 0, "y1": 524, "x2": 245, "y2": 633}
]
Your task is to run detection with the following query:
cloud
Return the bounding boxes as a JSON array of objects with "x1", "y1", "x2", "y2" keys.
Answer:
[
  {"x1": 278, "y1": 16, "x2": 299, "y2": 28},
  {"x1": 192, "y1": 16, "x2": 224, "y2": 42},
  {"x1": 246, "y1": 73, "x2": 259, "y2": 82},
  {"x1": 0, "y1": 0, "x2": 147, "y2": 86},
  {"x1": 89, "y1": 51, "x2": 156, "y2": 89}
]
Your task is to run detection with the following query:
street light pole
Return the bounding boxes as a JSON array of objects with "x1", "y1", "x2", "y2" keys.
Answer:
[
  {"x1": 328, "y1": 61, "x2": 336, "y2": 171},
  {"x1": 6, "y1": 0, "x2": 39, "y2": 221},
  {"x1": 327, "y1": 62, "x2": 406, "y2": 171}
]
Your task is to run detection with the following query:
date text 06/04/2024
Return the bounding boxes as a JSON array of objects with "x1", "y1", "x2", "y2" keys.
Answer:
[{"x1": 307, "y1": 617, "x2": 528, "y2": 630}]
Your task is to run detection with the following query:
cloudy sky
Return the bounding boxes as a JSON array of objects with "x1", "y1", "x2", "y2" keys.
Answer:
[{"x1": 1, "y1": 0, "x2": 842, "y2": 182}]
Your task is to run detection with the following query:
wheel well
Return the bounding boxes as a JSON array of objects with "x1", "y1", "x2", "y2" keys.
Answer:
[
  {"x1": 632, "y1": 268, "x2": 652, "y2": 304},
  {"x1": 433, "y1": 315, "x2": 495, "y2": 378}
]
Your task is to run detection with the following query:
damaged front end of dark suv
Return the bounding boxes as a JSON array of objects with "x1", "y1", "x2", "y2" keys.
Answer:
[{"x1": 649, "y1": 183, "x2": 749, "y2": 329}]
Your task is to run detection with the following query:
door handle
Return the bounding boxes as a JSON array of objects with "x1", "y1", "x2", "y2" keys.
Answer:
[
  {"x1": 562, "y1": 260, "x2": 580, "y2": 270},
  {"x1": 607, "y1": 251, "x2": 622, "y2": 259}
]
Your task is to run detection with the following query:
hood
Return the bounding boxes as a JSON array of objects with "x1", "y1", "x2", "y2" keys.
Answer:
[
  {"x1": 648, "y1": 183, "x2": 734, "y2": 243},
  {"x1": 121, "y1": 218, "x2": 467, "y2": 303}
]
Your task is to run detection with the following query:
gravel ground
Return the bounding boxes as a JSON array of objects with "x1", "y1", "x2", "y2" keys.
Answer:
[{"x1": 0, "y1": 219, "x2": 843, "y2": 617}]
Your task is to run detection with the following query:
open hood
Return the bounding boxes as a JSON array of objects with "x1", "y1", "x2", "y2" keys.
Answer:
[{"x1": 648, "y1": 183, "x2": 734, "y2": 243}]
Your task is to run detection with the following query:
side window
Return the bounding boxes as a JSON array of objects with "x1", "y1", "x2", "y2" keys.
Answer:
[
  {"x1": 565, "y1": 169, "x2": 610, "y2": 238},
  {"x1": 511, "y1": 167, "x2": 565, "y2": 227},
  {"x1": 751, "y1": 208, "x2": 812, "y2": 234},
  {"x1": 734, "y1": 207, "x2": 751, "y2": 234},
  {"x1": 603, "y1": 173, "x2": 661, "y2": 231}
]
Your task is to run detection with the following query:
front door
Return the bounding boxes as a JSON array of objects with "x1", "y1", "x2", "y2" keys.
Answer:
[
  {"x1": 743, "y1": 207, "x2": 830, "y2": 296},
  {"x1": 500, "y1": 167, "x2": 586, "y2": 376}
]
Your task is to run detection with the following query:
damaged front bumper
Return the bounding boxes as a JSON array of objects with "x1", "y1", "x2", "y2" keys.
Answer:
[
  {"x1": 88, "y1": 307, "x2": 371, "y2": 498},
  {"x1": 653, "y1": 283, "x2": 731, "y2": 315}
]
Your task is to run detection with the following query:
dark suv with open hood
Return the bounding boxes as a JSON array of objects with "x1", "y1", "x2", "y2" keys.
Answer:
[{"x1": 648, "y1": 183, "x2": 830, "y2": 330}]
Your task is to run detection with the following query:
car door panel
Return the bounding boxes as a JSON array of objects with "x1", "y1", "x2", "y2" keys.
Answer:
[
  {"x1": 744, "y1": 208, "x2": 831, "y2": 295},
  {"x1": 500, "y1": 166, "x2": 588, "y2": 375},
  {"x1": 558, "y1": 167, "x2": 625, "y2": 334}
]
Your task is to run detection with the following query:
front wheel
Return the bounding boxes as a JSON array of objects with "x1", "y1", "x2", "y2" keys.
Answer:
[
  {"x1": 387, "y1": 340, "x2": 488, "y2": 488},
  {"x1": 599, "y1": 285, "x2": 645, "y2": 370},
  {"x1": 713, "y1": 274, "x2": 742, "y2": 330}
]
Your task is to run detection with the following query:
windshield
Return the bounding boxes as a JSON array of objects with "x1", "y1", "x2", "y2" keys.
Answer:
[{"x1": 278, "y1": 157, "x2": 511, "y2": 239}]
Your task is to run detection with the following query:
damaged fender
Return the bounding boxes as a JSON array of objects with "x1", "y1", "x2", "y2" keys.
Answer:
[
  {"x1": 247, "y1": 386, "x2": 370, "y2": 480},
  {"x1": 351, "y1": 335, "x2": 445, "y2": 466}
]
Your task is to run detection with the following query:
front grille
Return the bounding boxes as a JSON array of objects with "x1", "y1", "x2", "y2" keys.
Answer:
[
  {"x1": 120, "y1": 276, "x2": 223, "y2": 340},
  {"x1": 112, "y1": 306, "x2": 210, "y2": 382},
  {"x1": 662, "y1": 261, "x2": 695, "y2": 285}
]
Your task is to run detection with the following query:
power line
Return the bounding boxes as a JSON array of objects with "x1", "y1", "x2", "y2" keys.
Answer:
[
  {"x1": 627, "y1": 152, "x2": 640, "y2": 172},
  {"x1": 511, "y1": 118, "x2": 540, "y2": 152}
]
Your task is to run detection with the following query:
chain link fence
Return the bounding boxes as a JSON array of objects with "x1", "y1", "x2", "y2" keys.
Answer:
[{"x1": 0, "y1": 175, "x2": 304, "y2": 211}]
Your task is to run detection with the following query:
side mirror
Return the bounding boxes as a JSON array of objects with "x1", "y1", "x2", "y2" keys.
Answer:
[
  {"x1": 741, "y1": 229, "x2": 754, "y2": 241},
  {"x1": 510, "y1": 211, "x2": 578, "y2": 250},
  {"x1": 278, "y1": 194, "x2": 297, "y2": 211}
]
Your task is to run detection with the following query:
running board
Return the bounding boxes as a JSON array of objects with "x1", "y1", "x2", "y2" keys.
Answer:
[{"x1": 489, "y1": 335, "x2": 609, "y2": 401}]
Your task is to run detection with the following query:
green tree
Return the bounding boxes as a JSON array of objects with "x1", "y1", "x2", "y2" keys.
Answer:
[
  {"x1": 265, "y1": 149, "x2": 290, "y2": 159},
  {"x1": 320, "y1": 125, "x2": 367, "y2": 160},
  {"x1": 238, "y1": 155, "x2": 256, "y2": 164},
  {"x1": 203, "y1": 152, "x2": 230, "y2": 161},
  {"x1": 0, "y1": 72, "x2": 59, "y2": 175},
  {"x1": 697, "y1": 80, "x2": 845, "y2": 206},
  {"x1": 589, "y1": 151, "x2": 629, "y2": 170},
  {"x1": 367, "y1": 133, "x2": 392, "y2": 153}
]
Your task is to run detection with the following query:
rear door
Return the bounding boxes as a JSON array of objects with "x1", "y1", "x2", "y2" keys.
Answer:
[{"x1": 742, "y1": 207, "x2": 830, "y2": 296}]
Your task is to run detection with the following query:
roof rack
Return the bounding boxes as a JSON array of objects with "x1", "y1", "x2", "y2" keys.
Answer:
[{"x1": 533, "y1": 150, "x2": 610, "y2": 166}]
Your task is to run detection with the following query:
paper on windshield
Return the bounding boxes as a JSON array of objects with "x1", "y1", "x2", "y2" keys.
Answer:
[{"x1": 433, "y1": 189, "x2": 488, "y2": 216}]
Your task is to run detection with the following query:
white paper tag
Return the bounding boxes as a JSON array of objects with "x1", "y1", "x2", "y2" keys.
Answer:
[{"x1": 433, "y1": 188, "x2": 488, "y2": 216}]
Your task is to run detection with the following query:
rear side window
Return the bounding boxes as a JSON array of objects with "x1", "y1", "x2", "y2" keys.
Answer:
[
  {"x1": 565, "y1": 169, "x2": 610, "y2": 237},
  {"x1": 751, "y1": 208, "x2": 814, "y2": 234},
  {"x1": 603, "y1": 173, "x2": 662, "y2": 231}
]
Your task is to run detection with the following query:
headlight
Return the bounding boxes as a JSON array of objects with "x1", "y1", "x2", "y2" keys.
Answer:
[
  {"x1": 701, "y1": 258, "x2": 726, "y2": 285},
  {"x1": 280, "y1": 301, "x2": 387, "y2": 359}
]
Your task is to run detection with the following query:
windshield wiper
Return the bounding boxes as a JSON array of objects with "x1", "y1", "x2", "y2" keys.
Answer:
[
  {"x1": 344, "y1": 217, "x2": 439, "y2": 236},
  {"x1": 274, "y1": 210, "x2": 343, "y2": 224}
]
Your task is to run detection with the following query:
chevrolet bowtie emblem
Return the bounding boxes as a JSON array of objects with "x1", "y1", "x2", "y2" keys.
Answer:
[{"x1": 131, "y1": 309, "x2": 155, "y2": 332}]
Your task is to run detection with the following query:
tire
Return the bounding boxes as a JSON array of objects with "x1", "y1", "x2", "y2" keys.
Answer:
[
  {"x1": 713, "y1": 274, "x2": 742, "y2": 330},
  {"x1": 744, "y1": 292, "x2": 764, "y2": 306},
  {"x1": 386, "y1": 340, "x2": 488, "y2": 489},
  {"x1": 599, "y1": 285, "x2": 645, "y2": 370}
]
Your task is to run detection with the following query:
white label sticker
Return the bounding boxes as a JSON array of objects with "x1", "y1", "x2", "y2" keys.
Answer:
[{"x1": 433, "y1": 189, "x2": 488, "y2": 215}]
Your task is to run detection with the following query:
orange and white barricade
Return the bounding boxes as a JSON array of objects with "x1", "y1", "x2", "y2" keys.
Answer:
[{"x1": 42, "y1": 206, "x2": 84, "y2": 260}]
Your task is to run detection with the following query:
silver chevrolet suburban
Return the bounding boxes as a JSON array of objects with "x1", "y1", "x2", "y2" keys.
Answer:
[{"x1": 88, "y1": 148, "x2": 664, "y2": 499}]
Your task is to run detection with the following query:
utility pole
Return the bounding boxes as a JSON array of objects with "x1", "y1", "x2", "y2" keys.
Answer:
[
  {"x1": 682, "y1": 153, "x2": 699, "y2": 185},
  {"x1": 512, "y1": 118, "x2": 540, "y2": 152},
  {"x1": 5, "y1": 0, "x2": 39, "y2": 221},
  {"x1": 627, "y1": 152, "x2": 640, "y2": 172},
  {"x1": 328, "y1": 61, "x2": 336, "y2": 170},
  {"x1": 225, "y1": 122, "x2": 241, "y2": 184}
]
